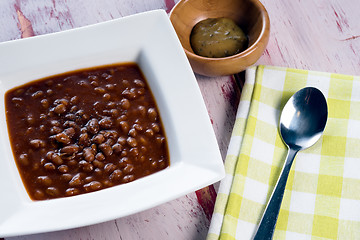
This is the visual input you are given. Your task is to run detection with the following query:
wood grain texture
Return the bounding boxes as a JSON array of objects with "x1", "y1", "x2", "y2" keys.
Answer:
[
  {"x1": 258, "y1": 0, "x2": 360, "y2": 75},
  {"x1": 2, "y1": 0, "x2": 360, "y2": 239}
]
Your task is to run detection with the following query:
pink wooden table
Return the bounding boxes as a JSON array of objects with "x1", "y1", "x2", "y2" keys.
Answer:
[{"x1": 1, "y1": 0, "x2": 360, "y2": 239}]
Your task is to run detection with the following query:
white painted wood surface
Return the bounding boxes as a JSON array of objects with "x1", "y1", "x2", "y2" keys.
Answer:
[{"x1": 1, "y1": 0, "x2": 360, "y2": 239}]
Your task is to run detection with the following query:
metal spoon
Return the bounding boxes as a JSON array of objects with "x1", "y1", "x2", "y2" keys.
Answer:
[{"x1": 253, "y1": 87, "x2": 328, "y2": 240}]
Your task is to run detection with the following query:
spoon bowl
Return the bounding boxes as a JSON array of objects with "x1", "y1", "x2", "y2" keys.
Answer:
[
  {"x1": 254, "y1": 87, "x2": 328, "y2": 239},
  {"x1": 280, "y1": 87, "x2": 328, "y2": 150}
]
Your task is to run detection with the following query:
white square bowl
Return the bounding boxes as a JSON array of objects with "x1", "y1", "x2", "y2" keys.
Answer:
[{"x1": 0, "y1": 10, "x2": 224, "y2": 237}]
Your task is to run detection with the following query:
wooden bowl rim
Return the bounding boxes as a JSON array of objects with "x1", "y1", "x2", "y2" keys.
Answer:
[{"x1": 169, "y1": 0, "x2": 270, "y2": 62}]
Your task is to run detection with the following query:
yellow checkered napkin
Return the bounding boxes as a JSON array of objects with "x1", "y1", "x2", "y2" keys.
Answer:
[{"x1": 207, "y1": 65, "x2": 360, "y2": 240}]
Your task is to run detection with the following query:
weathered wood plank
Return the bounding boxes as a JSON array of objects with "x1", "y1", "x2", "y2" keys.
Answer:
[{"x1": 2, "y1": 0, "x2": 360, "y2": 239}]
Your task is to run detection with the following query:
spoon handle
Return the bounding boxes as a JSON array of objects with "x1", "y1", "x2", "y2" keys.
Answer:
[{"x1": 253, "y1": 148, "x2": 298, "y2": 240}]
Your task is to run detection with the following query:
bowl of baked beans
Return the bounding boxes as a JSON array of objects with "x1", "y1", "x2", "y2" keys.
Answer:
[{"x1": 0, "y1": 10, "x2": 224, "y2": 237}]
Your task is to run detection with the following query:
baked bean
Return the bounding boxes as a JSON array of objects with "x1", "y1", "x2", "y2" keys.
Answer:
[
  {"x1": 99, "y1": 143, "x2": 113, "y2": 156},
  {"x1": 54, "y1": 132, "x2": 71, "y2": 144},
  {"x1": 92, "y1": 134, "x2": 105, "y2": 144},
  {"x1": 105, "y1": 138, "x2": 115, "y2": 146},
  {"x1": 54, "y1": 98, "x2": 69, "y2": 106},
  {"x1": 106, "y1": 84, "x2": 115, "y2": 90},
  {"x1": 104, "y1": 163, "x2": 116, "y2": 173},
  {"x1": 61, "y1": 173, "x2": 73, "y2": 182},
  {"x1": 58, "y1": 165, "x2": 69, "y2": 173},
  {"x1": 44, "y1": 162, "x2": 56, "y2": 171},
  {"x1": 70, "y1": 96, "x2": 79, "y2": 105},
  {"x1": 102, "y1": 179, "x2": 113, "y2": 187},
  {"x1": 88, "y1": 75, "x2": 98, "y2": 81},
  {"x1": 91, "y1": 143, "x2": 97, "y2": 152},
  {"x1": 46, "y1": 89, "x2": 54, "y2": 95},
  {"x1": 137, "y1": 88, "x2": 145, "y2": 96},
  {"x1": 11, "y1": 97, "x2": 24, "y2": 106},
  {"x1": 46, "y1": 152, "x2": 63, "y2": 165},
  {"x1": 61, "y1": 144, "x2": 79, "y2": 154},
  {"x1": 147, "y1": 108, "x2": 158, "y2": 121},
  {"x1": 123, "y1": 88, "x2": 137, "y2": 99},
  {"x1": 151, "y1": 123, "x2": 160, "y2": 133},
  {"x1": 54, "y1": 103, "x2": 67, "y2": 114},
  {"x1": 122, "y1": 79, "x2": 130, "y2": 87},
  {"x1": 29, "y1": 139, "x2": 45, "y2": 149},
  {"x1": 101, "y1": 73, "x2": 111, "y2": 79},
  {"x1": 117, "y1": 114, "x2": 127, "y2": 121},
  {"x1": 122, "y1": 175, "x2": 135, "y2": 183},
  {"x1": 81, "y1": 161, "x2": 94, "y2": 172},
  {"x1": 68, "y1": 160, "x2": 77, "y2": 166},
  {"x1": 84, "y1": 181, "x2": 102, "y2": 192},
  {"x1": 133, "y1": 123, "x2": 143, "y2": 131},
  {"x1": 94, "y1": 87, "x2": 106, "y2": 94},
  {"x1": 103, "y1": 93, "x2": 111, "y2": 101},
  {"x1": 117, "y1": 136, "x2": 127, "y2": 145},
  {"x1": 64, "y1": 121, "x2": 77, "y2": 128},
  {"x1": 155, "y1": 136, "x2": 165, "y2": 145},
  {"x1": 120, "y1": 149, "x2": 127, "y2": 156},
  {"x1": 34, "y1": 189, "x2": 45, "y2": 199},
  {"x1": 104, "y1": 130, "x2": 118, "y2": 139},
  {"x1": 129, "y1": 147, "x2": 139, "y2": 157},
  {"x1": 63, "y1": 127, "x2": 76, "y2": 138},
  {"x1": 41, "y1": 99, "x2": 49, "y2": 108},
  {"x1": 134, "y1": 79, "x2": 145, "y2": 87},
  {"x1": 120, "y1": 98, "x2": 130, "y2": 110},
  {"x1": 19, "y1": 153, "x2": 29, "y2": 166},
  {"x1": 90, "y1": 80, "x2": 99, "y2": 87},
  {"x1": 39, "y1": 125, "x2": 46, "y2": 132},
  {"x1": 25, "y1": 127, "x2": 34, "y2": 135},
  {"x1": 93, "y1": 160, "x2": 104, "y2": 168},
  {"x1": 127, "y1": 137, "x2": 137, "y2": 147},
  {"x1": 119, "y1": 121, "x2": 129, "y2": 134},
  {"x1": 37, "y1": 176, "x2": 52, "y2": 186},
  {"x1": 94, "y1": 168, "x2": 102, "y2": 176},
  {"x1": 128, "y1": 128, "x2": 137, "y2": 137},
  {"x1": 107, "y1": 102, "x2": 116, "y2": 109},
  {"x1": 109, "y1": 169, "x2": 122, "y2": 181},
  {"x1": 84, "y1": 176, "x2": 94, "y2": 183},
  {"x1": 145, "y1": 129, "x2": 154, "y2": 137},
  {"x1": 56, "y1": 83, "x2": 63, "y2": 89},
  {"x1": 70, "y1": 105, "x2": 78, "y2": 112},
  {"x1": 110, "y1": 109, "x2": 119, "y2": 117},
  {"x1": 86, "y1": 118, "x2": 99, "y2": 134},
  {"x1": 69, "y1": 173, "x2": 83, "y2": 187},
  {"x1": 79, "y1": 133, "x2": 90, "y2": 146},
  {"x1": 99, "y1": 117, "x2": 112, "y2": 129},
  {"x1": 158, "y1": 159, "x2": 166, "y2": 169},
  {"x1": 27, "y1": 115, "x2": 35, "y2": 125},
  {"x1": 32, "y1": 90, "x2": 44, "y2": 98},
  {"x1": 112, "y1": 143, "x2": 122, "y2": 153},
  {"x1": 65, "y1": 188, "x2": 80, "y2": 196},
  {"x1": 95, "y1": 152, "x2": 105, "y2": 161},
  {"x1": 123, "y1": 164, "x2": 134, "y2": 174},
  {"x1": 65, "y1": 113, "x2": 76, "y2": 120},
  {"x1": 50, "y1": 120, "x2": 61, "y2": 126},
  {"x1": 50, "y1": 126, "x2": 62, "y2": 134},
  {"x1": 119, "y1": 157, "x2": 130, "y2": 168},
  {"x1": 39, "y1": 114, "x2": 47, "y2": 120},
  {"x1": 78, "y1": 80, "x2": 89, "y2": 88},
  {"x1": 83, "y1": 147, "x2": 95, "y2": 162},
  {"x1": 151, "y1": 160, "x2": 158, "y2": 168},
  {"x1": 46, "y1": 187, "x2": 60, "y2": 197}
]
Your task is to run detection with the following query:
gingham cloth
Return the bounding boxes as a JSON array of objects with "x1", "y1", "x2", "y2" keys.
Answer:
[{"x1": 207, "y1": 65, "x2": 360, "y2": 240}]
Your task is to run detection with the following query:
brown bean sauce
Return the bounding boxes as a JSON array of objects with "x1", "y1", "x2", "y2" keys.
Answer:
[{"x1": 5, "y1": 63, "x2": 169, "y2": 200}]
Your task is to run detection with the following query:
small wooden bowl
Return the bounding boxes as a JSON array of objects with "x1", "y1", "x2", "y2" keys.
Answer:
[{"x1": 169, "y1": 0, "x2": 270, "y2": 76}]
